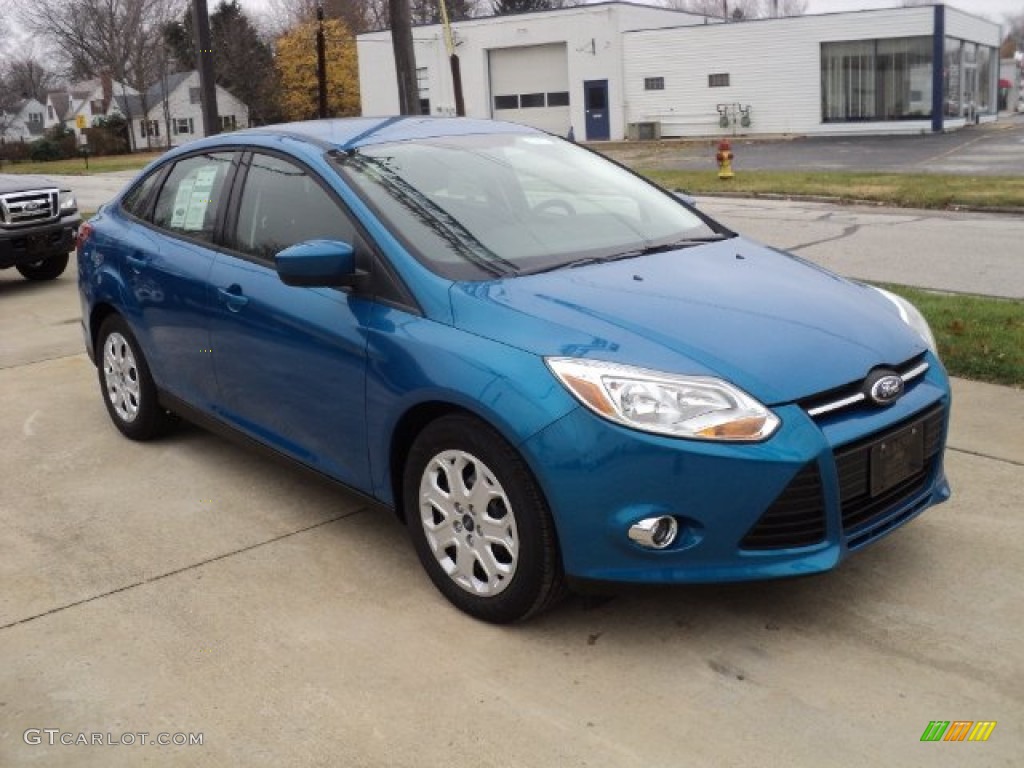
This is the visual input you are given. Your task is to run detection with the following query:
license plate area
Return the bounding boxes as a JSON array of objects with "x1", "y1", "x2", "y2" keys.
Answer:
[
  {"x1": 870, "y1": 421, "x2": 925, "y2": 496},
  {"x1": 25, "y1": 233, "x2": 49, "y2": 255}
]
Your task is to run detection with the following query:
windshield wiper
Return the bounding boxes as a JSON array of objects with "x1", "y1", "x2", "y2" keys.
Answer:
[{"x1": 524, "y1": 234, "x2": 734, "y2": 275}]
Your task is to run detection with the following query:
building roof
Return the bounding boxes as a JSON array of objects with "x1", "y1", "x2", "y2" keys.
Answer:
[
  {"x1": 46, "y1": 91, "x2": 70, "y2": 120},
  {"x1": 111, "y1": 93, "x2": 145, "y2": 117},
  {"x1": 146, "y1": 72, "x2": 193, "y2": 105}
]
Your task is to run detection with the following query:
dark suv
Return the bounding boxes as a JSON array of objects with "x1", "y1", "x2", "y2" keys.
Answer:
[{"x1": 0, "y1": 174, "x2": 80, "y2": 280}]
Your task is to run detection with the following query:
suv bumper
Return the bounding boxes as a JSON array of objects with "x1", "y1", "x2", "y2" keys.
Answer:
[{"x1": 0, "y1": 215, "x2": 81, "y2": 269}]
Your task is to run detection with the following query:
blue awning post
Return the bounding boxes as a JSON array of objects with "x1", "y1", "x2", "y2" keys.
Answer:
[{"x1": 932, "y1": 4, "x2": 945, "y2": 133}]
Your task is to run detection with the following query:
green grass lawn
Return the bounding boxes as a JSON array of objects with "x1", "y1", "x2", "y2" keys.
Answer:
[
  {"x1": 1, "y1": 152, "x2": 162, "y2": 176},
  {"x1": 878, "y1": 284, "x2": 1023, "y2": 388},
  {"x1": 645, "y1": 170, "x2": 1024, "y2": 210}
]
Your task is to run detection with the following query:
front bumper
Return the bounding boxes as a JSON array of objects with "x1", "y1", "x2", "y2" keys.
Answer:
[
  {"x1": 0, "y1": 215, "x2": 81, "y2": 269},
  {"x1": 522, "y1": 357, "x2": 951, "y2": 584}
]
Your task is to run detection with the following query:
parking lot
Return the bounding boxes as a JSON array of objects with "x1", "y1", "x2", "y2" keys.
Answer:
[{"x1": 1, "y1": 192, "x2": 1022, "y2": 765}]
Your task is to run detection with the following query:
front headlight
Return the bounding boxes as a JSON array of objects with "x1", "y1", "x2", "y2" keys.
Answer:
[
  {"x1": 871, "y1": 286, "x2": 937, "y2": 355},
  {"x1": 59, "y1": 191, "x2": 77, "y2": 213},
  {"x1": 546, "y1": 358, "x2": 780, "y2": 441}
]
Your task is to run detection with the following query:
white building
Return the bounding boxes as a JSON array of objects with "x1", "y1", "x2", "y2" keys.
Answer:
[
  {"x1": 44, "y1": 77, "x2": 139, "y2": 136},
  {"x1": 128, "y1": 71, "x2": 250, "y2": 150},
  {"x1": 357, "y1": 2, "x2": 1002, "y2": 140},
  {"x1": 0, "y1": 98, "x2": 47, "y2": 142},
  {"x1": 358, "y1": 2, "x2": 698, "y2": 141}
]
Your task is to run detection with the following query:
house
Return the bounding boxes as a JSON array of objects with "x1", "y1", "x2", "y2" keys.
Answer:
[
  {"x1": 44, "y1": 76, "x2": 139, "y2": 135},
  {"x1": 356, "y1": 2, "x2": 1002, "y2": 140},
  {"x1": 130, "y1": 71, "x2": 249, "y2": 150},
  {"x1": 0, "y1": 98, "x2": 47, "y2": 142}
]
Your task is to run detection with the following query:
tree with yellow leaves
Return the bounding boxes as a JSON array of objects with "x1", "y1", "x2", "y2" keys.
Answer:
[{"x1": 275, "y1": 18, "x2": 360, "y2": 121}]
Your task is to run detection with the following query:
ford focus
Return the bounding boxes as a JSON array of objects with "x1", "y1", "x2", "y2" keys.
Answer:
[{"x1": 77, "y1": 118, "x2": 951, "y2": 622}]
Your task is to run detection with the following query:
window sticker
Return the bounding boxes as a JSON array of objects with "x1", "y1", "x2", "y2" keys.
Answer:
[{"x1": 170, "y1": 166, "x2": 219, "y2": 231}]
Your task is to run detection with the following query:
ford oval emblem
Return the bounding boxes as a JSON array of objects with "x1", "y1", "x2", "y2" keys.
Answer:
[{"x1": 867, "y1": 372, "x2": 904, "y2": 406}]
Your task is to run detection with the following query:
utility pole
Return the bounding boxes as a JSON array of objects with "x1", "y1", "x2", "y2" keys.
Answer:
[
  {"x1": 388, "y1": 0, "x2": 419, "y2": 114},
  {"x1": 317, "y1": 4, "x2": 328, "y2": 119},
  {"x1": 192, "y1": 0, "x2": 220, "y2": 136}
]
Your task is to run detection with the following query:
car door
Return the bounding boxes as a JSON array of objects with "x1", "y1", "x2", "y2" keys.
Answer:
[
  {"x1": 206, "y1": 151, "x2": 373, "y2": 489},
  {"x1": 118, "y1": 151, "x2": 238, "y2": 408}
]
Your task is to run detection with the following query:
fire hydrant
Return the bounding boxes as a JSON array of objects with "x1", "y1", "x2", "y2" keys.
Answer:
[{"x1": 716, "y1": 139, "x2": 734, "y2": 180}]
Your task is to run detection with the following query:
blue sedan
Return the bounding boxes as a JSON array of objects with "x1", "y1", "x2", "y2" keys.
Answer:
[{"x1": 77, "y1": 118, "x2": 950, "y2": 622}]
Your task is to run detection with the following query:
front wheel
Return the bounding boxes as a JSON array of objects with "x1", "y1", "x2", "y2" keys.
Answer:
[
  {"x1": 404, "y1": 414, "x2": 565, "y2": 623},
  {"x1": 16, "y1": 253, "x2": 69, "y2": 281},
  {"x1": 96, "y1": 315, "x2": 171, "y2": 441}
]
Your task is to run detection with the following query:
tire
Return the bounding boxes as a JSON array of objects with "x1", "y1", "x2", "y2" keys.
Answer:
[
  {"x1": 16, "y1": 253, "x2": 69, "y2": 281},
  {"x1": 96, "y1": 315, "x2": 171, "y2": 441},
  {"x1": 404, "y1": 414, "x2": 565, "y2": 623}
]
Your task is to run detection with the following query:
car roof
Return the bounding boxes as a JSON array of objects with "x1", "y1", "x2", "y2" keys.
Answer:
[{"x1": 231, "y1": 116, "x2": 542, "y2": 151}]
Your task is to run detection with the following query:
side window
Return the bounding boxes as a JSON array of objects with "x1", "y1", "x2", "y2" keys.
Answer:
[
  {"x1": 152, "y1": 152, "x2": 234, "y2": 243},
  {"x1": 233, "y1": 153, "x2": 356, "y2": 261},
  {"x1": 121, "y1": 168, "x2": 165, "y2": 221}
]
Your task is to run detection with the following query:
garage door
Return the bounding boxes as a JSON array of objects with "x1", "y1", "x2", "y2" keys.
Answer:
[{"x1": 488, "y1": 43, "x2": 571, "y2": 135}]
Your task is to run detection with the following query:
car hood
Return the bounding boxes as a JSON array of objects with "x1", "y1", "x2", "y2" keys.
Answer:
[
  {"x1": 449, "y1": 238, "x2": 926, "y2": 405},
  {"x1": 0, "y1": 174, "x2": 61, "y2": 194}
]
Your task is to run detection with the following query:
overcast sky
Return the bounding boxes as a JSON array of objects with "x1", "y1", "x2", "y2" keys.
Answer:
[{"x1": 803, "y1": 0, "x2": 1021, "y2": 21}]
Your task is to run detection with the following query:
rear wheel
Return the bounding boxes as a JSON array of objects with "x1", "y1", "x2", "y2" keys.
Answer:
[
  {"x1": 404, "y1": 414, "x2": 565, "y2": 623},
  {"x1": 16, "y1": 253, "x2": 69, "y2": 281},
  {"x1": 96, "y1": 315, "x2": 171, "y2": 440}
]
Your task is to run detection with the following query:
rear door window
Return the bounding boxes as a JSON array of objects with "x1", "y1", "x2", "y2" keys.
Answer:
[{"x1": 152, "y1": 152, "x2": 235, "y2": 243}]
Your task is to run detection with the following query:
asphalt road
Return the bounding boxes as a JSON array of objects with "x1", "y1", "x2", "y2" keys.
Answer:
[
  {"x1": 2, "y1": 188, "x2": 1023, "y2": 764},
  {"x1": 602, "y1": 113, "x2": 1024, "y2": 176}
]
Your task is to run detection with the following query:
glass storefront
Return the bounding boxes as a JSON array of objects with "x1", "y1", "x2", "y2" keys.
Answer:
[
  {"x1": 944, "y1": 38, "x2": 997, "y2": 118},
  {"x1": 821, "y1": 37, "x2": 933, "y2": 122}
]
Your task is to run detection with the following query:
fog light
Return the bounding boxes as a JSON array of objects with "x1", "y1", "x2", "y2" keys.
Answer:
[{"x1": 628, "y1": 515, "x2": 679, "y2": 549}]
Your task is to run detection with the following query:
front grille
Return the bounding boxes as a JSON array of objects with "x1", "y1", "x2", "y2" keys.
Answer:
[
  {"x1": 0, "y1": 189, "x2": 59, "y2": 227},
  {"x1": 836, "y1": 404, "x2": 945, "y2": 534},
  {"x1": 740, "y1": 463, "x2": 827, "y2": 550},
  {"x1": 801, "y1": 354, "x2": 929, "y2": 420}
]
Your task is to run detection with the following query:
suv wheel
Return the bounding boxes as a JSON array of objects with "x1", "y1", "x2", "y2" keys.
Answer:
[
  {"x1": 96, "y1": 315, "x2": 171, "y2": 440},
  {"x1": 16, "y1": 253, "x2": 69, "y2": 281}
]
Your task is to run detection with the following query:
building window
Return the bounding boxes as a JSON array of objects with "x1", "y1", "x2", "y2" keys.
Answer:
[
  {"x1": 90, "y1": 99, "x2": 104, "y2": 114},
  {"x1": 822, "y1": 37, "x2": 933, "y2": 122},
  {"x1": 220, "y1": 114, "x2": 237, "y2": 131},
  {"x1": 644, "y1": 77, "x2": 665, "y2": 91},
  {"x1": 708, "y1": 73, "x2": 730, "y2": 88},
  {"x1": 175, "y1": 118, "x2": 193, "y2": 135},
  {"x1": 189, "y1": 87, "x2": 201, "y2": 105},
  {"x1": 141, "y1": 120, "x2": 160, "y2": 138},
  {"x1": 416, "y1": 67, "x2": 430, "y2": 116},
  {"x1": 47, "y1": 105, "x2": 54, "y2": 119},
  {"x1": 547, "y1": 91, "x2": 570, "y2": 107},
  {"x1": 494, "y1": 95, "x2": 519, "y2": 110},
  {"x1": 520, "y1": 93, "x2": 545, "y2": 108},
  {"x1": 29, "y1": 112, "x2": 42, "y2": 124}
]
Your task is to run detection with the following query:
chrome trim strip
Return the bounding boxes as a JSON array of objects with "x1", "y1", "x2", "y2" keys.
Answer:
[
  {"x1": 806, "y1": 360, "x2": 930, "y2": 418},
  {"x1": 901, "y1": 361, "x2": 929, "y2": 382},
  {"x1": 807, "y1": 392, "x2": 866, "y2": 417}
]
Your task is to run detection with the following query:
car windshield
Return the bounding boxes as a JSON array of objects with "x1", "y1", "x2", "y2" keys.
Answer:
[{"x1": 334, "y1": 133, "x2": 724, "y2": 280}]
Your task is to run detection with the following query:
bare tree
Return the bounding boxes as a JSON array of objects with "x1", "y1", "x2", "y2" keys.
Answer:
[
  {"x1": 663, "y1": 0, "x2": 806, "y2": 19},
  {"x1": 2, "y1": 53, "x2": 58, "y2": 103}
]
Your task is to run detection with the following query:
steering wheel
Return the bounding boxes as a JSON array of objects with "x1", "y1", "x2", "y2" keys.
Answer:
[{"x1": 534, "y1": 199, "x2": 576, "y2": 216}]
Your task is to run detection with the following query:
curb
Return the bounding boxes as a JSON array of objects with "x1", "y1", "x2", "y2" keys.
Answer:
[{"x1": 684, "y1": 190, "x2": 1024, "y2": 217}]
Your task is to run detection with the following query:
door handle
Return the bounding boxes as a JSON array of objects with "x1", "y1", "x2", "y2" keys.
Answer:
[
  {"x1": 125, "y1": 252, "x2": 148, "y2": 270},
  {"x1": 217, "y1": 285, "x2": 249, "y2": 311}
]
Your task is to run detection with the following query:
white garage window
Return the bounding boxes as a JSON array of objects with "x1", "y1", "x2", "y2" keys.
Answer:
[{"x1": 494, "y1": 95, "x2": 519, "y2": 110}]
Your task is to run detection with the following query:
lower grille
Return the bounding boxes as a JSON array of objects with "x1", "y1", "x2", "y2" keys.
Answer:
[
  {"x1": 740, "y1": 463, "x2": 826, "y2": 550},
  {"x1": 836, "y1": 405, "x2": 945, "y2": 534}
]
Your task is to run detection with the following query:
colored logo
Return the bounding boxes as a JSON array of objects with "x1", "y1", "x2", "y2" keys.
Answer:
[
  {"x1": 920, "y1": 721, "x2": 996, "y2": 742},
  {"x1": 865, "y1": 370, "x2": 904, "y2": 406}
]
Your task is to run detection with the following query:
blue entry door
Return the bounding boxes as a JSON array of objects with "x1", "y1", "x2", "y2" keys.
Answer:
[{"x1": 584, "y1": 80, "x2": 610, "y2": 141}]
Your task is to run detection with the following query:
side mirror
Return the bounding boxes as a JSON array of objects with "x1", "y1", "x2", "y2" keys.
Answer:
[
  {"x1": 275, "y1": 239, "x2": 366, "y2": 288},
  {"x1": 674, "y1": 190, "x2": 697, "y2": 208}
]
